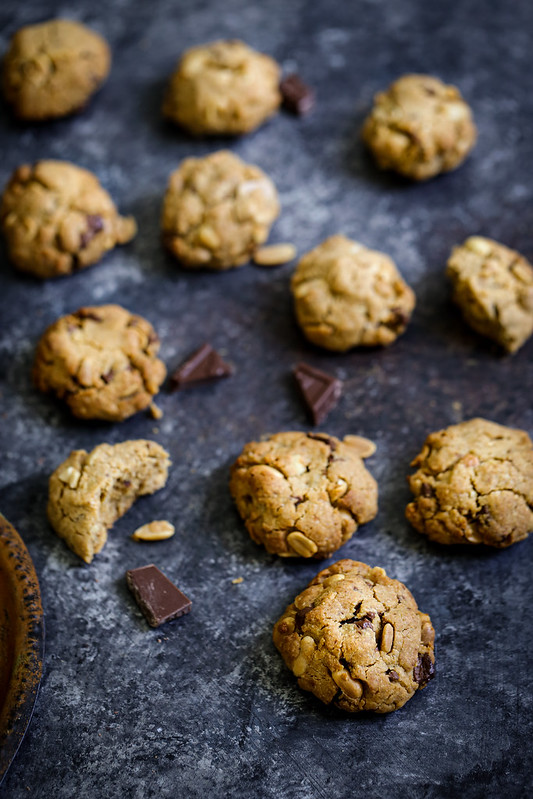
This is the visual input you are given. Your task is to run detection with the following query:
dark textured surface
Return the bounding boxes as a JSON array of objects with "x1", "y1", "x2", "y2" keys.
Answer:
[{"x1": 0, "y1": 0, "x2": 532, "y2": 796}]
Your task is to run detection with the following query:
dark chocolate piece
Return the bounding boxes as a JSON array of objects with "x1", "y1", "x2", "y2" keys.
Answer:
[
  {"x1": 293, "y1": 362, "x2": 342, "y2": 425},
  {"x1": 413, "y1": 653, "x2": 435, "y2": 687},
  {"x1": 126, "y1": 564, "x2": 191, "y2": 628},
  {"x1": 280, "y1": 74, "x2": 315, "y2": 115},
  {"x1": 170, "y1": 343, "x2": 234, "y2": 390},
  {"x1": 80, "y1": 214, "x2": 104, "y2": 248}
]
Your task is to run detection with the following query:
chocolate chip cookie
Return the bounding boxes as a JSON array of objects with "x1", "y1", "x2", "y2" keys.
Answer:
[
  {"x1": 0, "y1": 161, "x2": 136, "y2": 279},
  {"x1": 447, "y1": 236, "x2": 533, "y2": 353},
  {"x1": 291, "y1": 235, "x2": 415, "y2": 350},
  {"x1": 406, "y1": 418, "x2": 533, "y2": 547},
  {"x1": 48, "y1": 440, "x2": 170, "y2": 563},
  {"x1": 273, "y1": 559, "x2": 435, "y2": 713},
  {"x1": 33, "y1": 304, "x2": 166, "y2": 421},
  {"x1": 162, "y1": 39, "x2": 281, "y2": 135},
  {"x1": 161, "y1": 150, "x2": 279, "y2": 270},
  {"x1": 362, "y1": 74, "x2": 477, "y2": 180},
  {"x1": 229, "y1": 432, "x2": 378, "y2": 558},
  {"x1": 3, "y1": 19, "x2": 111, "y2": 120}
]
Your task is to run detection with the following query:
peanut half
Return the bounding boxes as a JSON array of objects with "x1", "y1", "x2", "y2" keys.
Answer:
[
  {"x1": 253, "y1": 243, "x2": 297, "y2": 266},
  {"x1": 131, "y1": 520, "x2": 175, "y2": 542}
]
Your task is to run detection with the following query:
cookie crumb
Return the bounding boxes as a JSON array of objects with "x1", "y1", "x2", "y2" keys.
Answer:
[
  {"x1": 231, "y1": 577, "x2": 244, "y2": 584},
  {"x1": 131, "y1": 520, "x2": 175, "y2": 542},
  {"x1": 149, "y1": 402, "x2": 163, "y2": 420}
]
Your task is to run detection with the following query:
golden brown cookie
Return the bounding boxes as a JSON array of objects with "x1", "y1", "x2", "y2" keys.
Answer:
[
  {"x1": 161, "y1": 150, "x2": 279, "y2": 270},
  {"x1": 446, "y1": 236, "x2": 533, "y2": 353},
  {"x1": 273, "y1": 559, "x2": 435, "y2": 713},
  {"x1": 33, "y1": 304, "x2": 166, "y2": 421},
  {"x1": 362, "y1": 74, "x2": 477, "y2": 180},
  {"x1": 229, "y1": 431, "x2": 378, "y2": 558},
  {"x1": 48, "y1": 440, "x2": 171, "y2": 563},
  {"x1": 406, "y1": 418, "x2": 533, "y2": 547},
  {"x1": 291, "y1": 235, "x2": 415, "y2": 351},
  {"x1": 2, "y1": 19, "x2": 111, "y2": 120},
  {"x1": 0, "y1": 161, "x2": 136, "y2": 279},
  {"x1": 162, "y1": 39, "x2": 281, "y2": 135}
]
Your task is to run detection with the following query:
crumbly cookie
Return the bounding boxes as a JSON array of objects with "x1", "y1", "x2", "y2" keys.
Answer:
[
  {"x1": 0, "y1": 161, "x2": 136, "y2": 279},
  {"x1": 33, "y1": 304, "x2": 166, "y2": 421},
  {"x1": 406, "y1": 418, "x2": 533, "y2": 547},
  {"x1": 162, "y1": 39, "x2": 281, "y2": 135},
  {"x1": 48, "y1": 440, "x2": 170, "y2": 563},
  {"x1": 362, "y1": 74, "x2": 477, "y2": 180},
  {"x1": 446, "y1": 236, "x2": 533, "y2": 353},
  {"x1": 161, "y1": 150, "x2": 279, "y2": 270},
  {"x1": 291, "y1": 235, "x2": 415, "y2": 351},
  {"x1": 273, "y1": 559, "x2": 435, "y2": 713},
  {"x1": 3, "y1": 19, "x2": 111, "y2": 120},
  {"x1": 229, "y1": 432, "x2": 378, "y2": 558}
]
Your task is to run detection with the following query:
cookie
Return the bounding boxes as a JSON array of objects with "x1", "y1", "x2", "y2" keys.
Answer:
[
  {"x1": 2, "y1": 19, "x2": 111, "y2": 120},
  {"x1": 48, "y1": 440, "x2": 170, "y2": 563},
  {"x1": 0, "y1": 161, "x2": 136, "y2": 279},
  {"x1": 291, "y1": 235, "x2": 415, "y2": 351},
  {"x1": 162, "y1": 39, "x2": 281, "y2": 135},
  {"x1": 362, "y1": 74, "x2": 477, "y2": 180},
  {"x1": 273, "y1": 559, "x2": 435, "y2": 713},
  {"x1": 446, "y1": 236, "x2": 533, "y2": 353},
  {"x1": 33, "y1": 304, "x2": 166, "y2": 421},
  {"x1": 229, "y1": 432, "x2": 378, "y2": 558},
  {"x1": 406, "y1": 418, "x2": 533, "y2": 547},
  {"x1": 161, "y1": 150, "x2": 279, "y2": 270}
]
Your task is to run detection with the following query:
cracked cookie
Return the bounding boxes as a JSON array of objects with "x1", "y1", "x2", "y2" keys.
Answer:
[
  {"x1": 362, "y1": 74, "x2": 477, "y2": 180},
  {"x1": 406, "y1": 418, "x2": 533, "y2": 547},
  {"x1": 3, "y1": 19, "x2": 110, "y2": 120},
  {"x1": 229, "y1": 432, "x2": 378, "y2": 558},
  {"x1": 446, "y1": 236, "x2": 533, "y2": 353},
  {"x1": 33, "y1": 304, "x2": 166, "y2": 421},
  {"x1": 0, "y1": 160, "x2": 136, "y2": 279},
  {"x1": 162, "y1": 39, "x2": 281, "y2": 135},
  {"x1": 273, "y1": 559, "x2": 435, "y2": 713},
  {"x1": 48, "y1": 440, "x2": 170, "y2": 563},
  {"x1": 291, "y1": 235, "x2": 415, "y2": 350},
  {"x1": 161, "y1": 150, "x2": 279, "y2": 270}
]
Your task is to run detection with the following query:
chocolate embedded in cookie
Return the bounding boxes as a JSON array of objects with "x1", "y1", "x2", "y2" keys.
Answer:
[
  {"x1": 161, "y1": 150, "x2": 279, "y2": 270},
  {"x1": 48, "y1": 441, "x2": 171, "y2": 563},
  {"x1": 446, "y1": 236, "x2": 533, "y2": 353},
  {"x1": 33, "y1": 304, "x2": 166, "y2": 421},
  {"x1": 162, "y1": 39, "x2": 281, "y2": 135},
  {"x1": 273, "y1": 559, "x2": 435, "y2": 713},
  {"x1": 291, "y1": 235, "x2": 415, "y2": 350},
  {"x1": 229, "y1": 431, "x2": 378, "y2": 558},
  {"x1": 2, "y1": 19, "x2": 111, "y2": 120},
  {"x1": 0, "y1": 161, "x2": 136, "y2": 279},
  {"x1": 362, "y1": 74, "x2": 477, "y2": 180},
  {"x1": 406, "y1": 418, "x2": 533, "y2": 547}
]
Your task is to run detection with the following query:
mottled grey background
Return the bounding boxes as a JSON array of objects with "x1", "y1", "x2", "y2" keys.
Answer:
[{"x1": 1, "y1": 0, "x2": 532, "y2": 796}]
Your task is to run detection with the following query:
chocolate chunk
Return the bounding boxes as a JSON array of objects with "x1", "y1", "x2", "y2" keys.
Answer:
[
  {"x1": 126, "y1": 564, "x2": 191, "y2": 628},
  {"x1": 80, "y1": 214, "x2": 104, "y2": 248},
  {"x1": 420, "y1": 482, "x2": 434, "y2": 498},
  {"x1": 413, "y1": 653, "x2": 435, "y2": 686},
  {"x1": 293, "y1": 362, "x2": 342, "y2": 425},
  {"x1": 280, "y1": 74, "x2": 315, "y2": 115},
  {"x1": 170, "y1": 343, "x2": 234, "y2": 390},
  {"x1": 75, "y1": 309, "x2": 103, "y2": 322},
  {"x1": 387, "y1": 669, "x2": 400, "y2": 682},
  {"x1": 295, "y1": 605, "x2": 314, "y2": 631},
  {"x1": 101, "y1": 369, "x2": 114, "y2": 384},
  {"x1": 306, "y1": 432, "x2": 337, "y2": 450},
  {"x1": 386, "y1": 307, "x2": 410, "y2": 331},
  {"x1": 340, "y1": 613, "x2": 374, "y2": 629}
]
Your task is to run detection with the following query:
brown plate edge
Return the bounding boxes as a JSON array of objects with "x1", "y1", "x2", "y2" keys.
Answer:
[{"x1": 0, "y1": 513, "x2": 44, "y2": 786}]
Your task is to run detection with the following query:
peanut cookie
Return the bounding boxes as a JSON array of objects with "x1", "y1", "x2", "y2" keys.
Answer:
[
  {"x1": 229, "y1": 432, "x2": 378, "y2": 558},
  {"x1": 406, "y1": 418, "x2": 533, "y2": 547},
  {"x1": 1, "y1": 161, "x2": 136, "y2": 279},
  {"x1": 162, "y1": 39, "x2": 281, "y2": 135},
  {"x1": 291, "y1": 235, "x2": 415, "y2": 351},
  {"x1": 162, "y1": 150, "x2": 279, "y2": 270},
  {"x1": 48, "y1": 440, "x2": 170, "y2": 563},
  {"x1": 33, "y1": 304, "x2": 166, "y2": 421},
  {"x1": 362, "y1": 74, "x2": 477, "y2": 180},
  {"x1": 273, "y1": 559, "x2": 435, "y2": 713},
  {"x1": 446, "y1": 236, "x2": 533, "y2": 353},
  {"x1": 3, "y1": 19, "x2": 110, "y2": 120}
]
